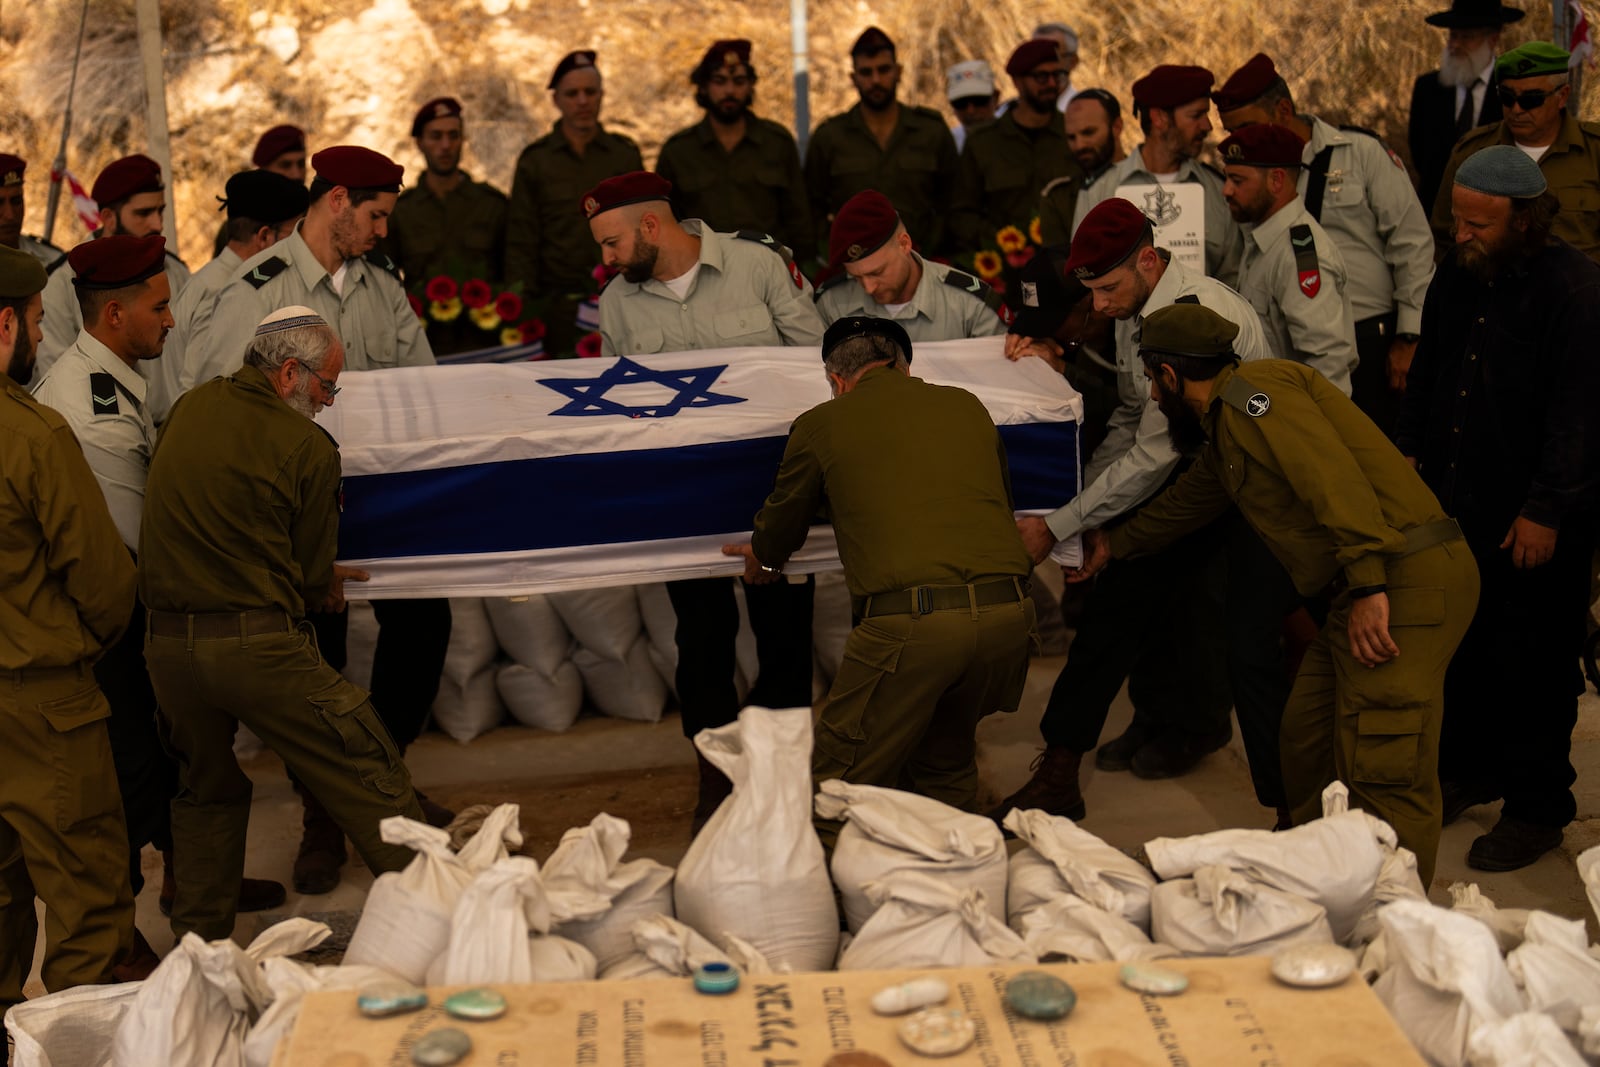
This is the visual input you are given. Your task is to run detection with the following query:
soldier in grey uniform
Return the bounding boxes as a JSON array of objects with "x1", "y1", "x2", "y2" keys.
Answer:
[
  {"x1": 584, "y1": 170, "x2": 823, "y2": 830},
  {"x1": 1214, "y1": 53, "x2": 1433, "y2": 434},
  {"x1": 587, "y1": 171, "x2": 824, "y2": 356},
  {"x1": 0, "y1": 155, "x2": 65, "y2": 270},
  {"x1": 813, "y1": 190, "x2": 1009, "y2": 339},
  {"x1": 147, "y1": 170, "x2": 308, "y2": 424},
  {"x1": 36, "y1": 155, "x2": 190, "y2": 382},
  {"x1": 1218, "y1": 125, "x2": 1358, "y2": 396},
  {"x1": 186, "y1": 146, "x2": 449, "y2": 895},
  {"x1": 1073, "y1": 65, "x2": 1243, "y2": 287}
]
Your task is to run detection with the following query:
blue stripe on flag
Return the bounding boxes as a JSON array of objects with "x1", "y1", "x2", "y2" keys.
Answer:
[{"x1": 337, "y1": 421, "x2": 1079, "y2": 559}]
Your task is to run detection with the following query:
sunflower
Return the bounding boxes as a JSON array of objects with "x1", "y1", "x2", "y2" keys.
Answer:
[
  {"x1": 501, "y1": 326, "x2": 524, "y2": 347},
  {"x1": 1028, "y1": 216, "x2": 1044, "y2": 246},
  {"x1": 469, "y1": 305, "x2": 501, "y2": 331},
  {"x1": 430, "y1": 297, "x2": 463, "y2": 322},
  {"x1": 996, "y1": 225, "x2": 1028, "y2": 253},
  {"x1": 973, "y1": 250, "x2": 1004, "y2": 281}
]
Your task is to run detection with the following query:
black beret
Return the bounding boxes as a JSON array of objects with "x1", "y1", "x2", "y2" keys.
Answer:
[
  {"x1": 549, "y1": 50, "x2": 598, "y2": 90},
  {"x1": 822, "y1": 315, "x2": 912, "y2": 365},
  {"x1": 220, "y1": 169, "x2": 311, "y2": 224}
]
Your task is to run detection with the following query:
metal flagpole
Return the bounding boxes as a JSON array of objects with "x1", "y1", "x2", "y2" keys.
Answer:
[
  {"x1": 792, "y1": 0, "x2": 811, "y2": 158},
  {"x1": 42, "y1": 0, "x2": 91, "y2": 244}
]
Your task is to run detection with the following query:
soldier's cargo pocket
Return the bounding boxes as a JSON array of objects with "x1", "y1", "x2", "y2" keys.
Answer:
[
  {"x1": 1350, "y1": 706, "x2": 1424, "y2": 787},
  {"x1": 1386, "y1": 586, "x2": 1445, "y2": 628},
  {"x1": 309, "y1": 686, "x2": 409, "y2": 798},
  {"x1": 813, "y1": 622, "x2": 906, "y2": 775},
  {"x1": 38, "y1": 684, "x2": 121, "y2": 832}
]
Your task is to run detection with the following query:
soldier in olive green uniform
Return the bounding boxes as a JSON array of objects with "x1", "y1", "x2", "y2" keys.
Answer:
[
  {"x1": 1084, "y1": 304, "x2": 1479, "y2": 886},
  {"x1": 387, "y1": 97, "x2": 509, "y2": 355},
  {"x1": 727, "y1": 317, "x2": 1034, "y2": 849},
  {"x1": 804, "y1": 28, "x2": 960, "y2": 258},
  {"x1": 951, "y1": 40, "x2": 1085, "y2": 256},
  {"x1": 507, "y1": 51, "x2": 644, "y2": 357},
  {"x1": 813, "y1": 190, "x2": 1009, "y2": 340},
  {"x1": 1431, "y1": 42, "x2": 1600, "y2": 262},
  {"x1": 142, "y1": 307, "x2": 425, "y2": 940},
  {"x1": 656, "y1": 40, "x2": 812, "y2": 259},
  {"x1": 0, "y1": 155, "x2": 66, "y2": 271},
  {"x1": 0, "y1": 245, "x2": 137, "y2": 1010}
]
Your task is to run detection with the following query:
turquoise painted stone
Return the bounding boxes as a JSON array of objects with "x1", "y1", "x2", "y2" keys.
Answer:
[
  {"x1": 443, "y1": 986, "x2": 507, "y2": 1021},
  {"x1": 1119, "y1": 963, "x2": 1189, "y2": 995},
  {"x1": 411, "y1": 1027, "x2": 472, "y2": 1066},
  {"x1": 1004, "y1": 971, "x2": 1076, "y2": 1020},
  {"x1": 357, "y1": 981, "x2": 427, "y2": 1018}
]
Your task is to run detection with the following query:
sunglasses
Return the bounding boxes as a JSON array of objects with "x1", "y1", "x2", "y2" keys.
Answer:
[
  {"x1": 1497, "y1": 85, "x2": 1560, "y2": 111},
  {"x1": 951, "y1": 95, "x2": 992, "y2": 110}
]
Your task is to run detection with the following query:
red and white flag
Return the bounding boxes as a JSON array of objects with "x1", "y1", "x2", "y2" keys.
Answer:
[
  {"x1": 49, "y1": 167, "x2": 100, "y2": 233},
  {"x1": 1570, "y1": 0, "x2": 1594, "y2": 69}
]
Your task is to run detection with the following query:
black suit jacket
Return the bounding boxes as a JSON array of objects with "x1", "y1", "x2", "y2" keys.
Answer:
[{"x1": 1409, "y1": 70, "x2": 1503, "y2": 210}]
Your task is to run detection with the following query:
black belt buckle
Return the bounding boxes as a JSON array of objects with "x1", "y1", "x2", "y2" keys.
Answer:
[{"x1": 916, "y1": 587, "x2": 934, "y2": 615}]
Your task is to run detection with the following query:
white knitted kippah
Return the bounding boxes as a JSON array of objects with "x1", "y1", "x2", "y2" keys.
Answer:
[{"x1": 254, "y1": 304, "x2": 328, "y2": 336}]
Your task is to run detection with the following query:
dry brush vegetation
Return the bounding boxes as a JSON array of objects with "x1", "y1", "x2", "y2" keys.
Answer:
[{"x1": 0, "y1": 0, "x2": 1581, "y2": 265}]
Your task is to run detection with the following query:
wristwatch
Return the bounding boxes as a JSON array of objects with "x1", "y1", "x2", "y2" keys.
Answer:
[
  {"x1": 1395, "y1": 332, "x2": 1421, "y2": 344},
  {"x1": 759, "y1": 563, "x2": 783, "y2": 575}
]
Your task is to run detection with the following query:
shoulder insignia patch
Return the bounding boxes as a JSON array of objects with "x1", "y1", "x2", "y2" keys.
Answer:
[
  {"x1": 1173, "y1": 294, "x2": 1201, "y2": 304},
  {"x1": 364, "y1": 251, "x2": 401, "y2": 281},
  {"x1": 1040, "y1": 175, "x2": 1079, "y2": 198},
  {"x1": 1289, "y1": 223, "x2": 1321, "y2": 299},
  {"x1": 943, "y1": 268, "x2": 1012, "y2": 325},
  {"x1": 1340, "y1": 124, "x2": 1406, "y2": 169},
  {"x1": 1219, "y1": 374, "x2": 1271, "y2": 418},
  {"x1": 813, "y1": 272, "x2": 851, "y2": 301},
  {"x1": 45, "y1": 252, "x2": 69, "y2": 275},
  {"x1": 244, "y1": 256, "x2": 289, "y2": 289},
  {"x1": 89, "y1": 371, "x2": 119, "y2": 416},
  {"x1": 734, "y1": 230, "x2": 805, "y2": 289}
]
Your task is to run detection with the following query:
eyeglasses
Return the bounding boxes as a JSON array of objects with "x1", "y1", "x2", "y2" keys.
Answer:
[
  {"x1": 1497, "y1": 85, "x2": 1560, "y2": 111},
  {"x1": 296, "y1": 360, "x2": 340, "y2": 398},
  {"x1": 951, "y1": 95, "x2": 992, "y2": 110}
]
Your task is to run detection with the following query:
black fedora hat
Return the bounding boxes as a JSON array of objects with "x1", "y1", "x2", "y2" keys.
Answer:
[{"x1": 1425, "y1": 0, "x2": 1525, "y2": 27}]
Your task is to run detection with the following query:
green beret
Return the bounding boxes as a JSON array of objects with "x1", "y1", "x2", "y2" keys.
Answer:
[
  {"x1": 1496, "y1": 41, "x2": 1570, "y2": 81},
  {"x1": 0, "y1": 244, "x2": 47, "y2": 300},
  {"x1": 1139, "y1": 303, "x2": 1240, "y2": 360}
]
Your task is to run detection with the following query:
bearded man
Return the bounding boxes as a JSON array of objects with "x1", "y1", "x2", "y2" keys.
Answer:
[{"x1": 1399, "y1": 145, "x2": 1600, "y2": 872}]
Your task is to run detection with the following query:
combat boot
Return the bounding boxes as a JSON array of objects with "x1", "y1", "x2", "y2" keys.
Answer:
[
  {"x1": 293, "y1": 792, "x2": 348, "y2": 895},
  {"x1": 159, "y1": 849, "x2": 284, "y2": 916},
  {"x1": 986, "y1": 746, "x2": 1086, "y2": 825},
  {"x1": 690, "y1": 751, "x2": 733, "y2": 836},
  {"x1": 1095, "y1": 718, "x2": 1159, "y2": 772},
  {"x1": 415, "y1": 790, "x2": 457, "y2": 829}
]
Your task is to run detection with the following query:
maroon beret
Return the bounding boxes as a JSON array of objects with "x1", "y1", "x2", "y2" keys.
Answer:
[
  {"x1": 1212, "y1": 53, "x2": 1281, "y2": 112},
  {"x1": 548, "y1": 50, "x2": 598, "y2": 90},
  {"x1": 69, "y1": 234, "x2": 166, "y2": 290},
  {"x1": 0, "y1": 154, "x2": 23, "y2": 187},
  {"x1": 1062, "y1": 198, "x2": 1152, "y2": 280},
  {"x1": 851, "y1": 26, "x2": 895, "y2": 58},
  {"x1": 252, "y1": 125, "x2": 306, "y2": 167},
  {"x1": 581, "y1": 171, "x2": 673, "y2": 219},
  {"x1": 91, "y1": 154, "x2": 163, "y2": 208},
  {"x1": 1219, "y1": 124, "x2": 1307, "y2": 169},
  {"x1": 829, "y1": 190, "x2": 901, "y2": 268},
  {"x1": 411, "y1": 97, "x2": 463, "y2": 137},
  {"x1": 311, "y1": 146, "x2": 403, "y2": 192},
  {"x1": 693, "y1": 39, "x2": 752, "y2": 83},
  {"x1": 1007, "y1": 39, "x2": 1062, "y2": 77},
  {"x1": 1131, "y1": 65, "x2": 1216, "y2": 110}
]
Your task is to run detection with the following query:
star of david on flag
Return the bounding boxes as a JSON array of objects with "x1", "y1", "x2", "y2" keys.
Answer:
[{"x1": 538, "y1": 356, "x2": 747, "y2": 418}]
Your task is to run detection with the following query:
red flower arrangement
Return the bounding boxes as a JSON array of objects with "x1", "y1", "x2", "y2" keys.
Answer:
[
  {"x1": 424, "y1": 275, "x2": 458, "y2": 302},
  {"x1": 406, "y1": 293, "x2": 424, "y2": 319},
  {"x1": 495, "y1": 291, "x2": 524, "y2": 323},
  {"x1": 575, "y1": 332, "x2": 604, "y2": 358},
  {"x1": 460, "y1": 278, "x2": 494, "y2": 309},
  {"x1": 519, "y1": 318, "x2": 546, "y2": 344}
]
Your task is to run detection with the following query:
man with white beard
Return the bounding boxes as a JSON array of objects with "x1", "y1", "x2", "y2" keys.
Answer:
[{"x1": 1408, "y1": 0, "x2": 1524, "y2": 209}]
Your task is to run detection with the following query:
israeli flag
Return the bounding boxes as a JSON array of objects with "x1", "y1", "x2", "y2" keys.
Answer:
[{"x1": 322, "y1": 337, "x2": 1083, "y2": 598}]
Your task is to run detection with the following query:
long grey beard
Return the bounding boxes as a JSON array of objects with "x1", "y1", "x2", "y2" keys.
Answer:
[
  {"x1": 284, "y1": 383, "x2": 319, "y2": 419},
  {"x1": 1439, "y1": 45, "x2": 1493, "y2": 88}
]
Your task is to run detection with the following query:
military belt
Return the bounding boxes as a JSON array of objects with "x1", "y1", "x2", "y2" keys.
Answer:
[
  {"x1": 6, "y1": 661, "x2": 93, "y2": 687},
  {"x1": 1397, "y1": 518, "x2": 1464, "y2": 557},
  {"x1": 856, "y1": 577, "x2": 1027, "y2": 619},
  {"x1": 146, "y1": 608, "x2": 294, "y2": 640}
]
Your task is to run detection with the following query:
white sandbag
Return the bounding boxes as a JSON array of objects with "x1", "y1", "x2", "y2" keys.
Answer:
[
  {"x1": 1322, "y1": 783, "x2": 1428, "y2": 949},
  {"x1": 486, "y1": 595, "x2": 583, "y2": 730},
  {"x1": 1019, "y1": 894, "x2": 1179, "y2": 964},
  {"x1": 1144, "y1": 809, "x2": 1387, "y2": 942},
  {"x1": 242, "y1": 961, "x2": 397, "y2": 1067},
  {"x1": 544, "y1": 814, "x2": 675, "y2": 973},
  {"x1": 810, "y1": 570, "x2": 853, "y2": 694},
  {"x1": 5, "y1": 982, "x2": 139, "y2": 1067},
  {"x1": 111, "y1": 919, "x2": 328, "y2": 1067},
  {"x1": 1150, "y1": 865, "x2": 1334, "y2": 958},
  {"x1": 428, "y1": 856, "x2": 547, "y2": 986},
  {"x1": 550, "y1": 587, "x2": 668, "y2": 723},
  {"x1": 636, "y1": 583, "x2": 680, "y2": 697},
  {"x1": 1576, "y1": 845, "x2": 1600, "y2": 930},
  {"x1": 817, "y1": 780, "x2": 1007, "y2": 933},
  {"x1": 1506, "y1": 911, "x2": 1600, "y2": 1033},
  {"x1": 632, "y1": 915, "x2": 733, "y2": 975},
  {"x1": 1371, "y1": 899, "x2": 1524, "y2": 1067},
  {"x1": 837, "y1": 872, "x2": 1035, "y2": 971},
  {"x1": 1579, "y1": 1005, "x2": 1600, "y2": 1056},
  {"x1": 431, "y1": 597, "x2": 506, "y2": 742},
  {"x1": 528, "y1": 935, "x2": 598, "y2": 983},
  {"x1": 600, "y1": 952, "x2": 678, "y2": 981},
  {"x1": 1467, "y1": 1013, "x2": 1587, "y2": 1067},
  {"x1": 344, "y1": 805, "x2": 523, "y2": 982},
  {"x1": 1449, "y1": 883, "x2": 1532, "y2": 955},
  {"x1": 1003, "y1": 808, "x2": 1157, "y2": 931},
  {"x1": 674, "y1": 706, "x2": 839, "y2": 971}
]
